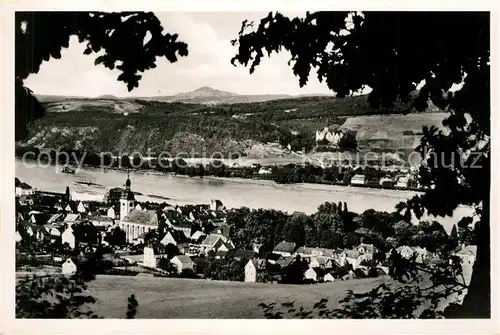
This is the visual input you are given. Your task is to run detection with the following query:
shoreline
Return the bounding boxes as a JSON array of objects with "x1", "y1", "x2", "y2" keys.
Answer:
[{"x1": 17, "y1": 157, "x2": 423, "y2": 200}]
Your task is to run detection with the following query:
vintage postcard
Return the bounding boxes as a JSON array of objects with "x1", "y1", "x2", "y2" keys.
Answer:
[{"x1": 1, "y1": 0, "x2": 498, "y2": 334}]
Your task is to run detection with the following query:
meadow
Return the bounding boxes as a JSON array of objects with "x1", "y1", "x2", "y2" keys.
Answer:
[{"x1": 87, "y1": 274, "x2": 393, "y2": 318}]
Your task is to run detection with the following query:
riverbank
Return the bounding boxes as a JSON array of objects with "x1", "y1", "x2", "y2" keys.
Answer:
[{"x1": 16, "y1": 159, "x2": 472, "y2": 232}]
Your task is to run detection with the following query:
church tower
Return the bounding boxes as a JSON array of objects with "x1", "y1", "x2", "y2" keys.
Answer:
[{"x1": 120, "y1": 173, "x2": 135, "y2": 222}]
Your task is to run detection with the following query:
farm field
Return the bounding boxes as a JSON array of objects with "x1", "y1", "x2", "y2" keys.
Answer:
[{"x1": 87, "y1": 274, "x2": 393, "y2": 318}]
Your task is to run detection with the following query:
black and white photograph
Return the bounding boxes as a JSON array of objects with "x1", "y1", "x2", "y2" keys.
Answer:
[{"x1": 2, "y1": 2, "x2": 497, "y2": 328}]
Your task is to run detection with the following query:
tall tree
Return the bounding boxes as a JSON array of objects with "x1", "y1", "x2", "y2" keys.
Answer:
[
  {"x1": 232, "y1": 11, "x2": 490, "y2": 318},
  {"x1": 15, "y1": 12, "x2": 188, "y2": 140}
]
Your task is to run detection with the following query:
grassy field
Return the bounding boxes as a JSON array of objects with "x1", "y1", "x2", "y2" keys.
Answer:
[
  {"x1": 340, "y1": 112, "x2": 448, "y2": 150},
  {"x1": 87, "y1": 274, "x2": 393, "y2": 318}
]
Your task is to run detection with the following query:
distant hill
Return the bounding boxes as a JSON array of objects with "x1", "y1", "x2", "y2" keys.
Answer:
[{"x1": 35, "y1": 87, "x2": 331, "y2": 105}]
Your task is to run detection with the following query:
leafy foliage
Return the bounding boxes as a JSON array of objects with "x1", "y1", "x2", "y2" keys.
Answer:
[
  {"x1": 16, "y1": 11, "x2": 188, "y2": 140},
  {"x1": 233, "y1": 11, "x2": 490, "y2": 317}
]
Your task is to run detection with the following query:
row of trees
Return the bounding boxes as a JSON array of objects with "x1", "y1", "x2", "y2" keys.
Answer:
[{"x1": 227, "y1": 202, "x2": 466, "y2": 257}]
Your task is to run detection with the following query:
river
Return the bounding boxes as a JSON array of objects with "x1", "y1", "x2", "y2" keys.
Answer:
[{"x1": 15, "y1": 159, "x2": 472, "y2": 233}]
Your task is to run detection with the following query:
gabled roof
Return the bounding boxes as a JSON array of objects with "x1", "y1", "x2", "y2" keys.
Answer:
[
  {"x1": 357, "y1": 243, "x2": 379, "y2": 254},
  {"x1": 249, "y1": 258, "x2": 267, "y2": 269},
  {"x1": 276, "y1": 256, "x2": 295, "y2": 268},
  {"x1": 87, "y1": 215, "x2": 114, "y2": 223},
  {"x1": 47, "y1": 213, "x2": 63, "y2": 224},
  {"x1": 64, "y1": 213, "x2": 80, "y2": 222},
  {"x1": 191, "y1": 230, "x2": 206, "y2": 241},
  {"x1": 227, "y1": 248, "x2": 256, "y2": 260},
  {"x1": 295, "y1": 247, "x2": 311, "y2": 255},
  {"x1": 454, "y1": 245, "x2": 478, "y2": 257},
  {"x1": 345, "y1": 250, "x2": 361, "y2": 259},
  {"x1": 172, "y1": 255, "x2": 193, "y2": 264},
  {"x1": 266, "y1": 253, "x2": 285, "y2": 261},
  {"x1": 273, "y1": 241, "x2": 296, "y2": 253},
  {"x1": 200, "y1": 234, "x2": 223, "y2": 247},
  {"x1": 122, "y1": 210, "x2": 158, "y2": 226}
]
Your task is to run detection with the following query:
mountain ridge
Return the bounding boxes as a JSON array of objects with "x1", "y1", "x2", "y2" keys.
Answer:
[{"x1": 34, "y1": 86, "x2": 333, "y2": 104}]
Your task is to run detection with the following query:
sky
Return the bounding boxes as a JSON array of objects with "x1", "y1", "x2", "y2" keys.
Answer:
[{"x1": 23, "y1": 12, "x2": 341, "y2": 97}]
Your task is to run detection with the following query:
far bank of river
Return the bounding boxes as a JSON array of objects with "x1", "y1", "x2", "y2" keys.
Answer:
[{"x1": 15, "y1": 159, "x2": 473, "y2": 233}]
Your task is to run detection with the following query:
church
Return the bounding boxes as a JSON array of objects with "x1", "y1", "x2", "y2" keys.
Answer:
[{"x1": 118, "y1": 175, "x2": 159, "y2": 243}]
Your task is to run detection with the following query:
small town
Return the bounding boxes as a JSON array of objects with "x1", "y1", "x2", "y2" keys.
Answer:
[
  {"x1": 10, "y1": 9, "x2": 489, "y2": 323},
  {"x1": 16, "y1": 174, "x2": 476, "y2": 290}
]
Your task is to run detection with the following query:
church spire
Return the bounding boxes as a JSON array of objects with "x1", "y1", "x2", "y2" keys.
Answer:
[{"x1": 125, "y1": 171, "x2": 131, "y2": 190}]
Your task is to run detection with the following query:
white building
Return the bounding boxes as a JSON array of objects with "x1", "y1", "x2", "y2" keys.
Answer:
[
  {"x1": 107, "y1": 207, "x2": 116, "y2": 219},
  {"x1": 119, "y1": 174, "x2": 135, "y2": 222},
  {"x1": 143, "y1": 246, "x2": 157, "y2": 268},
  {"x1": 121, "y1": 210, "x2": 158, "y2": 243},
  {"x1": 323, "y1": 273, "x2": 335, "y2": 282},
  {"x1": 210, "y1": 199, "x2": 224, "y2": 212},
  {"x1": 244, "y1": 259, "x2": 266, "y2": 283},
  {"x1": 396, "y1": 176, "x2": 410, "y2": 189},
  {"x1": 77, "y1": 201, "x2": 86, "y2": 213},
  {"x1": 62, "y1": 258, "x2": 77, "y2": 275},
  {"x1": 61, "y1": 227, "x2": 76, "y2": 249},
  {"x1": 170, "y1": 255, "x2": 194, "y2": 274},
  {"x1": 315, "y1": 127, "x2": 343, "y2": 145},
  {"x1": 350, "y1": 174, "x2": 366, "y2": 186},
  {"x1": 304, "y1": 267, "x2": 318, "y2": 282}
]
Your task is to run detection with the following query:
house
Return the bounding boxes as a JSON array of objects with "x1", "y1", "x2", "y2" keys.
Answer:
[
  {"x1": 412, "y1": 246, "x2": 432, "y2": 263},
  {"x1": 453, "y1": 245, "x2": 477, "y2": 265},
  {"x1": 120, "y1": 209, "x2": 158, "y2": 243},
  {"x1": 15, "y1": 182, "x2": 34, "y2": 196},
  {"x1": 190, "y1": 230, "x2": 206, "y2": 242},
  {"x1": 135, "y1": 203, "x2": 143, "y2": 211},
  {"x1": 143, "y1": 246, "x2": 158, "y2": 268},
  {"x1": 304, "y1": 267, "x2": 318, "y2": 282},
  {"x1": 15, "y1": 231, "x2": 22, "y2": 243},
  {"x1": 273, "y1": 241, "x2": 296, "y2": 257},
  {"x1": 350, "y1": 174, "x2": 366, "y2": 186},
  {"x1": 315, "y1": 127, "x2": 343, "y2": 145},
  {"x1": 107, "y1": 207, "x2": 116, "y2": 219},
  {"x1": 64, "y1": 204, "x2": 74, "y2": 213},
  {"x1": 62, "y1": 226, "x2": 76, "y2": 249},
  {"x1": 276, "y1": 256, "x2": 295, "y2": 268},
  {"x1": 88, "y1": 215, "x2": 114, "y2": 227},
  {"x1": 309, "y1": 256, "x2": 329, "y2": 269},
  {"x1": 227, "y1": 248, "x2": 256, "y2": 261},
  {"x1": 160, "y1": 231, "x2": 178, "y2": 246},
  {"x1": 170, "y1": 255, "x2": 194, "y2": 274},
  {"x1": 62, "y1": 258, "x2": 77, "y2": 275},
  {"x1": 379, "y1": 177, "x2": 395, "y2": 187},
  {"x1": 396, "y1": 176, "x2": 410, "y2": 189},
  {"x1": 323, "y1": 273, "x2": 336, "y2": 282},
  {"x1": 170, "y1": 222, "x2": 192, "y2": 238},
  {"x1": 266, "y1": 253, "x2": 285, "y2": 265},
  {"x1": 210, "y1": 199, "x2": 224, "y2": 212},
  {"x1": 64, "y1": 213, "x2": 81, "y2": 226},
  {"x1": 396, "y1": 245, "x2": 414, "y2": 259},
  {"x1": 295, "y1": 246, "x2": 313, "y2": 257},
  {"x1": 209, "y1": 224, "x2": 230, "y2": 238},
  {"x1": 200, "y1": 234, "x2": 226, "y2": 253},
  {"x1": 345, "y1": 250, "x2": 361, "y2": 269},
  {"x1": 258, "y1": 167, "x2": 272, "y2": 175},
  {"x1": 244, "y1": 258, "x2": 267, "y2": 283},
  {"x1": 357, "y1": 243, "x2": 379, "y2": 255},
  {"x1": 77, "y1": 201, "x2": 86, "y2": 213}
]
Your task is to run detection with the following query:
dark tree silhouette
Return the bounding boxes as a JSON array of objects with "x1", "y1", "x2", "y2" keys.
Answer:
[
  {"x1": 15, "y1": 11, "x2": 188, "y2": 140},
  {"x1": 232, "y1": 11, "x2": 490, "y2": 318}
]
